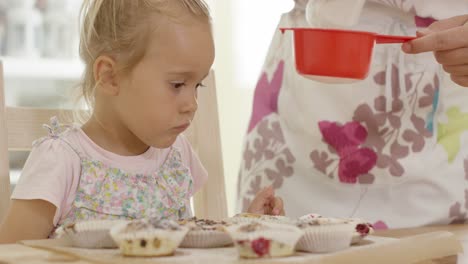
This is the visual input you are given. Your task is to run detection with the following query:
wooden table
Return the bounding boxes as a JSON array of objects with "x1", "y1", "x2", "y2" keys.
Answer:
[
  {"x1": 0, "y1": 244, "x2": 89, "y2": 264},
  {"x1": 0, "y1": 225, "x2": 466, "y2": 264},
  {"x1": 375, "y1": 225, "x2": 468, "y2": 264},
  {"x1": 375, "y1": 224, "x2": 468, "y2": 239}
]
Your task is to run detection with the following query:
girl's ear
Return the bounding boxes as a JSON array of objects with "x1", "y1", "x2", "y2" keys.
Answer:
[{"x1": 93, "y1": 55, "x2": 119, "y2": 96}]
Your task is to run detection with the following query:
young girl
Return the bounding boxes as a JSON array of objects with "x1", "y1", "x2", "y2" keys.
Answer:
[{"x1": 0, "y1": 0, "x2": 283, "y2": 243}]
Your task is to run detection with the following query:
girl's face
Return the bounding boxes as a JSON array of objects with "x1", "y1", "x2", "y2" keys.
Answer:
[{"x1": 114, "y1": 14, "x2": 215, "y2": 148}]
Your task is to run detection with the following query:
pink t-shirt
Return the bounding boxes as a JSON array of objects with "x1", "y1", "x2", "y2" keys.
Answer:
[{"x1": 11, "y1": 128, "x2": 208, "y2": 226}]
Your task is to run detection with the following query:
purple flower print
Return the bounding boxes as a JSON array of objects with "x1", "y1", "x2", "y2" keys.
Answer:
[
  {"x1": 248, "y1": 61, "x2": 285, "y2": 132},
  {"x1": 316, "y1": 121, "x2": 378, "y2": 184}
]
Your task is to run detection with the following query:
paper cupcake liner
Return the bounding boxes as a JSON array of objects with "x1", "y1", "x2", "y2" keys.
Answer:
[
  {"x1": 351, "y1": 234, "x2": 364, "y2": 245},
  {"x1": 110, "y1": 220, "x2": 189, "y2": 257},
  {"x1": 180, "y1": 230, "x2": 233, "y2": 248},
  {"x1": 235, "y1": 239, "x2": 296, "y2": 258},
  {"x1": 296, "y1": 224, "x2": 355, "y2": 253},
  {"x1": 62, "y1": 220, "x2": 127, "y2": 249},
  {"x1": 226, "y1": 221, "x2": 303, "y2": 245},
  {"x1": 296, "y1": 215, "x2": 374, "y2": 246},
  {"x1": 225, "y1": 221, "x2": 303, "y2": 258}
]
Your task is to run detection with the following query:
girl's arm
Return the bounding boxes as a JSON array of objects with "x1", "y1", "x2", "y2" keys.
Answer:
[
  {"x1": 1, "y1": 133, "x2": 81, "y2": 244},
  {"x1": 0, "y1": 199, "x2": 55, "y2": 244}
]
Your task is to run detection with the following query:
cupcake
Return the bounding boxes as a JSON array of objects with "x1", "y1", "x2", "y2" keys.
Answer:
[
  {"x1": 298, "y1": 214, "x2": 374, "y2": 245},
  {"x1": 110, "y1": 218, "x2": 189, "y2": 257},
  {"x1": 225, "y1": 221, "x2": 303, "y2": 258},
  {"x1": 178, "y1": 217, "x2": 233, "y2": 248},
  {"x1": 295, "y1": 219, "x2": 355, "y2": 253},
  {"x1": 60, "y1": 220, "x2": 127, "y2": 249}
]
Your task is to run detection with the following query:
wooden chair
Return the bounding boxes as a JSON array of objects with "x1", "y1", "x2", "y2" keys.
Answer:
[{"x1": 0, "y1": 64, "x2": 228, "y2": 223}]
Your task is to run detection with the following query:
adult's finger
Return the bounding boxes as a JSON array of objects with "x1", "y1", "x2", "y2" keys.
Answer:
[
  {"x1": 247, "y1": 186, "x2": 274, "y2": 213},
  {"x1": 254, "y1": 186, "x2": 274, "y2": 202},
  {"x1": 434, "y1": 47, "x2": 468, "y2": 65},
  {"x1": 403, "y1": 26, "x2": 468, "y2": 54},
  {"x1": 272, "y1": 197, "x2": 284, "y2": 215},
  {"x1": 279, "y1": 208, "x2": 285, "y2": 216},
  {"x1": 451, "y1": 75, "x2": 468, "y2": 87},
  {"x1": 424, "y1": 15, "x2": 468, "y2": 33},
  {"x1": 443, "y1": 64, "x2": 468, "y2": 76}
]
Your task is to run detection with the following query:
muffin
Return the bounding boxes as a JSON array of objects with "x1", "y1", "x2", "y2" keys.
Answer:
[
  {"x1": 225, "y1": 221, "x2": 303, "y2": 258},
  {"x1": 59, "y1": 220, "x2": 127, "y2": 249},
  {"x1": 178, "y1": 217, "x2": 233, "y2": 248},
  {"x1": 110, "y1": 218, "x2": 189, "y2": 257},
  {"x1": 296, "y1": 219, "x2": 355, "y2": 253}
]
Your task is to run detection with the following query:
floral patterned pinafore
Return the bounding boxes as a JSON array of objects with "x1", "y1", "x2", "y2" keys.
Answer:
[{"x1": 38, "y1": 118, "x2": 194, "y2": 231}]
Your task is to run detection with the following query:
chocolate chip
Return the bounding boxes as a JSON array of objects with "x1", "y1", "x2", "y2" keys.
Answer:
[{"x1": 140, "y1": 239, "x2": 147, "y2": 247}]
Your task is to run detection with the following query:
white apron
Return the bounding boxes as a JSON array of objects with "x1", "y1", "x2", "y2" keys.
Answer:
[{"x1": 237, "y1": 0, "x2": 468, "y2": 229}]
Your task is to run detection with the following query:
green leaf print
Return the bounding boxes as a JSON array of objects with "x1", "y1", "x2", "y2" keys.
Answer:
[{"x1": 438, "y1": 107, "x2": 468, "y2": 163}]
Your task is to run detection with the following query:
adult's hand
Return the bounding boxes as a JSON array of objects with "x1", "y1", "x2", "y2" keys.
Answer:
[
  {"x1": 247, "y1": 186, "x2": 285, "y2": 216},
  {"x1": 402, "y1": 15, "x2": 468, "y2": 87}
]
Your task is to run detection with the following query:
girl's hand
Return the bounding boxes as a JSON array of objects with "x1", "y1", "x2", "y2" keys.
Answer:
[
  {"x1": 402, "y1": 15, "x2": 468, "y2": 87},
  {"x1": 247, "y1": 186, "x2": 285, "y2": 216}
]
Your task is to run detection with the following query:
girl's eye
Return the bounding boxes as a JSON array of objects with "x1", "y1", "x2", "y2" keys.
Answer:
[
  {"x1": 171, "y1": 82, "x2": 185, "y2": 89},
  {"x1": 171, "y1": 82, "x2": 205, "y2": 89}
]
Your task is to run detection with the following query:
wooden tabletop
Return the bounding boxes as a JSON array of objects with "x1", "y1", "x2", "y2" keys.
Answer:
[
  {"x1": 375, "y1": 224, "x2": 468, "y2": 239},
  {"x1": 0, "y1": 225, "x2": 466, "y2": 264},
  {"x1": 375, "y1": 224, "x2": 468, "y2": 264},
  {"x1": 0, "y1": 244, "x2": 90, "y2": 264}
]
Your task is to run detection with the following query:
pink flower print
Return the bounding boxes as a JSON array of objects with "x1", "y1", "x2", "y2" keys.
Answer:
[
  {"x1": 414, "y1": 16, "x2": 436, "y2": 28},
  {"x1": 319, "y1": 121, "x2": 378, "y2": 183},
  {"x1": 372, "y1": 220, "x2": 389, "y2": 230},
  {"x1": 248, "y1": 61, "x2": 285, "y2": 132}
]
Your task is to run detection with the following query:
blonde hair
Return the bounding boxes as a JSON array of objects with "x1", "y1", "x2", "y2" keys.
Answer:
[{"x1": 76, "y1": 0, "x2": 210, "y2": 122}]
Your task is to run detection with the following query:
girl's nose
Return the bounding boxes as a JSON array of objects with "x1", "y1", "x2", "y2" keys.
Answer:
[{"x1": 182, "y1": 88, "x2": 198, "y2": 114}]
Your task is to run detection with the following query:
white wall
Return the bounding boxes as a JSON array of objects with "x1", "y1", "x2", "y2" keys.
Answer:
[{"x1": 205, "y1": 0, "x2": 294, "y2": 215}]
